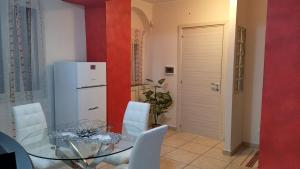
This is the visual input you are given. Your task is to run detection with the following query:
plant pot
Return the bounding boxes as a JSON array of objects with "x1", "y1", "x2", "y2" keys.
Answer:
[
  {"x1": 148, "y1": 114, "x2": 161, "y2": 128},
  {"x1": 151, "y1": 123, "x2": 161, "y2": 128}
]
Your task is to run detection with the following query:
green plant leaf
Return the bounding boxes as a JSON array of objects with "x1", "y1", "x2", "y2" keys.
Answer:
[
  {"x1": 146, "y1": 79, "x2": 154, "y2": 83},
  {"x1": 156, "y1": 92, "x2": 163, "y2": 97},
  {"x1": 158, "y1": 78, "x2": 166, "y2": 85},
  {"x1": 141, "y1": 77, "x2": 173, "y2": 125}
]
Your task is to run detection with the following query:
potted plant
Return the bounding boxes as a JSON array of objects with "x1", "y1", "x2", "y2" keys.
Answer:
[{"x1": 142, "y1": 78, "x2": 173, "y2": 127}]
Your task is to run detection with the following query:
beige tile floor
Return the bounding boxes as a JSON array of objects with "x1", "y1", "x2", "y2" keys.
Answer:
[{"x1": 98, "y1": 129, "x2": 259, "y2": 169}]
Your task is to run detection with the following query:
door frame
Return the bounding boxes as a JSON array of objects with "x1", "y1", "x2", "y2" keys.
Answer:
[{"x1": 177, "y1": 22, "x2": 226, "y2": 139}]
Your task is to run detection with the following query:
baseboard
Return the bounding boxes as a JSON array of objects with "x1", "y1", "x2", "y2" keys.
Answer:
[
  {"x1": 167, "y1": 125, "x2": 177, "y2": 131},
  {"x1": 242, "y1": 141, "x2": 259, "y2": 149},
  {"x1": 223, "y1": 142, "x2": 244, "y2": 156},
  {"x1": 149, "y1": 124, "x2": 177, "y2": 130},
  {"x1": 223, "y1": 141, "x2": 259, "y2": 156}
]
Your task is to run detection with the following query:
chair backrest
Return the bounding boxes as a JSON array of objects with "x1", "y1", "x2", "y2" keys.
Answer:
[
  {"x1": 13, "y1": 103, "x2": 47, "y2": 142},
  {"x1": 128, "y1": 125, "x2": 168, "y2": 169},
  {"x1": 122, "y1": 101, "x2": 150, "y2": 137}
]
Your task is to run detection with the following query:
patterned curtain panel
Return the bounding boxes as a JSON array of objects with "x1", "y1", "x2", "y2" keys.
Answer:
[
  {"x1": 131, "y1": 29, "x2": 144, "y2": 84},
  {"x1": 0, "y1": 0, "x2": 47, "y2": 136}
]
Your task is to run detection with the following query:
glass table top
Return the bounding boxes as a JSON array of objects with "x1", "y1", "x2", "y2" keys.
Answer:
[{"x1": 20, "y1": 120, "x2": 136, "y2": 161}]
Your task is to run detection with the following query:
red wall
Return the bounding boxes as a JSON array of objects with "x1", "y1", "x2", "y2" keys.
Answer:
[
  {"x1": 85, "y1": 4, "x2": 107, "y2": 61},
  {"x1": 63, "y1": 0, "x2": 131, "y2": 132},
  {"x1": 105, "y1": 0, "x2": 131, "y2": 132},
  {"x1": 259, "y1": 0, "x2": 300, "y2": 169}
]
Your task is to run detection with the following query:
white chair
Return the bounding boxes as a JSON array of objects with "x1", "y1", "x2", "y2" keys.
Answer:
[
  {"x1": 102, "y1": 101, "x2": 150, "y2": 166},
  {"x1": 122, "y1": 101, "x2": 151, "y2": 137},
  {"x1": 13, "y1": 103, "x2": 65, "y2": 169},
  {"x1": 114, "y1": 125, "x2": 168, "y2": 169}
]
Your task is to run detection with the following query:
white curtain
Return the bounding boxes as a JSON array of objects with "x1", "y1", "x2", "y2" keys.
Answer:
[{"x1": 0, "y1": 0, "x2": 48, "y2": 137}]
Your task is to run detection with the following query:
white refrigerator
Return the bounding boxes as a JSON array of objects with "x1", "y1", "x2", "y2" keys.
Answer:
[{"x1": 54, "y1": 62, "x2": 107, "y2": 129}]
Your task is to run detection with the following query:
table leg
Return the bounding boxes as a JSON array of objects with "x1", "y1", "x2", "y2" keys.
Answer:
[
  {"x1": 86, "y1": 144, "x2": 115, "y2": 169},
  {"x1": 55, "y1": 144, "x2": 88, "y2": 169},
  {"x1": 55, "y1": 141, "x2": 115, "y2": 169},
  {"x1": 68, "y1": 141, "x2": 89, "y2": 166}
]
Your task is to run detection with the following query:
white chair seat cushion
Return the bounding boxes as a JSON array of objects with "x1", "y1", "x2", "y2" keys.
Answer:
[
  {"x1": 27, "y1": 142, "x2": 66, "y2": 169},
  {"x1": 114, "y1": 164, "x2": 129, "y2": 169},
  {"x1": 104, "y1": 149, "x2": 132, "y2": 166},
  {"x1": 31, "y1": 156, "x2": 63, "y2": 169}
]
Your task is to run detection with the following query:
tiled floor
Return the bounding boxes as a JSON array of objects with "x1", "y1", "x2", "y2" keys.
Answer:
[{"x1": 98, "y1": 129, "x2": 259, "y2": 169}]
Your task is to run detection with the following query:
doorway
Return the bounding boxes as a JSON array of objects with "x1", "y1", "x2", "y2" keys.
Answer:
[{"x1": 179, "y1": 24, "x2": 224, "y2": 139}]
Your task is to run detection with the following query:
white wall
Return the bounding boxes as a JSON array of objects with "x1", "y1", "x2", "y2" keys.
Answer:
[
  {"x1": 224, "y1": 0, "x2": 238, "y2": 151},
  {"x1": 225, "y1": 0, "x2": 267, "y2": 148},
  {"x1": 132, "y1": 0, "x2": 153, "y2": 23},
  {"x1": 234, "y1": 0, "x2": 267, "y2": 146},
  {"x1": 150, "y1": 0, "x2": 244, "y2": 152},
  {"x1": 143, "y1": 0, "x2": 266, "y2": 149},
  {"x1": 131, "y1": 11, "x2": 145, "y2": 30},
  {"x1": 228, "y1": 0, "x2": 248, "y2": 151},
  {"x1": 41, "y1": 0, "x2": 86, "y2": 128},
  {"x1": 150, "y1": 0, "x2": 229, "y2": 128},
  {"x1": 242, "y1": 0, "x2": 267, "y2": 145}
]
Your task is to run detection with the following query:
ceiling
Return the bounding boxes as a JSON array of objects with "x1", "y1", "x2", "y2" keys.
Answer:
[{"x1": 142, "y1": 0, "x2": 176, "y2": 4}]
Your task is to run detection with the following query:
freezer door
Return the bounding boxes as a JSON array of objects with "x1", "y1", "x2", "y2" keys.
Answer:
[
  {"x1": 76, "y1": 62, "x2": 106, "y2": 88},
  {"x1": 77, "y1": 87, "x2": 107, "y2": 122}
]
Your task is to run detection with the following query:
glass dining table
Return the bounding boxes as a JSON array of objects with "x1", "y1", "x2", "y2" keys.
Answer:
[{"x1": 20, "y1": 120, "x2": 136, "y2": 169}]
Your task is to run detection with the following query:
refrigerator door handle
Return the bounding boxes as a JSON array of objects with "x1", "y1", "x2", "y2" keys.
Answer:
[
  {"x1": 88, "y1": 106, "x2": 99, "y2": 111},
  {"x1": 77, "y1": 85, "x2": 106, "y2": 89}
]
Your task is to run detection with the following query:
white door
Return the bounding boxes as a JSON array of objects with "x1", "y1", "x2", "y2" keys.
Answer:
[{"x1": 180, "y1": 25, "x2": 224, "y2": 139}]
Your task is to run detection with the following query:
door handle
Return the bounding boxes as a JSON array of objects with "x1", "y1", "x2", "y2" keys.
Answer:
[
  {"x1": 211, "y1": 83, "x2": 219, "y2": 86},
  {"x1": 88, "y1": 106, "x2": 99, "y2": 111},
  {"x1": 211, "y1": 83, "x2": 220, "y2": 92}
]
